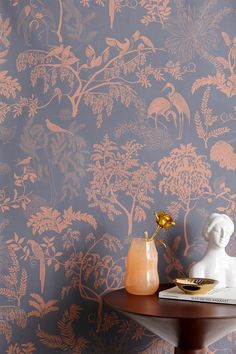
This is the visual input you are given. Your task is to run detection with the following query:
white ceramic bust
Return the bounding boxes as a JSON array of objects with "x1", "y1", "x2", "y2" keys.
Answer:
[{"x1": 189, "y1": 213, "x2": 236, "y2": 288}]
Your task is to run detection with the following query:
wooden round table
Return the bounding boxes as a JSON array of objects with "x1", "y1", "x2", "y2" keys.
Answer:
[{"x1": 103, "y1": 284, "x2": 236, "y2": 354}]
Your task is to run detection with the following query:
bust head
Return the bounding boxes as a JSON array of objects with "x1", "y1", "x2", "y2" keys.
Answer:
[{"x1": 203, "y1": 213, "x2": 234, "y2": 248}]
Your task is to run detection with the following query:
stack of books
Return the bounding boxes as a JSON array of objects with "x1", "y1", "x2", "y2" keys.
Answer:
[{"x1": 159, "y1": 286, "x2": 236, "y2": 304}]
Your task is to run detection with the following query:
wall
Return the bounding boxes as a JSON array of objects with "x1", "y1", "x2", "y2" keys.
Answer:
[{"x1": 0, "y1": 0, "x2": 235, "y2": 353}]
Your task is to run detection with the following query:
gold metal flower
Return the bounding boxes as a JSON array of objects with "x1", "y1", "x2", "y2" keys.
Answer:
[
  {"x1": 144, "y1": 210, "x2": 175, "y2": 243},
  {"x1": 155, "y1": 210, "x2": 175, "y2": 229}
]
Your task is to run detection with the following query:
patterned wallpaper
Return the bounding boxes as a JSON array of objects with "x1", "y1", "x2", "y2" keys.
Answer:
[{"x1": 0, "y1": 0, "x2": 236, "y2": 353}]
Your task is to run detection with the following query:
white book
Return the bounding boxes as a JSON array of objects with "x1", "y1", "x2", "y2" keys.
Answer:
[{"x1": 159, "y1": 286, "x2": 236, "y2": 305}]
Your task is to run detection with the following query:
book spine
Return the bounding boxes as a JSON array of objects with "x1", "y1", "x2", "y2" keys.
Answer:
[
  {"x1": 159, "y1": 294, "x2": 236, "y2": 304},
  {"x1": 190, "y1": 295, "x2": 235, "y2": 304}
]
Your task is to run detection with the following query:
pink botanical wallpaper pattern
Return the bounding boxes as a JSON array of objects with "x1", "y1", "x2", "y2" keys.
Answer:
[{"x1": 0, "y1": 0, "x2": 235, "y2": 353}]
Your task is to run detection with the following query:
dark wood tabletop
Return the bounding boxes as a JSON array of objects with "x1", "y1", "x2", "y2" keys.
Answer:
[
  {"x1": 103, "y1": 284, "x2": 236, "y2": 354},
  {"x1": 103, "y1": 284, "x2": 236, "y2": 319}
]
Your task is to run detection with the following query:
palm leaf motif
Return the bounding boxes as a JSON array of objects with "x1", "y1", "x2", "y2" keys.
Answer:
[
  {"x1": 165, "y1": 1, "x2": 231, "y2": 67},
  {"x1": 195, "y1": 112, "x2": 205, "y2": 140},
  {"x1": 72, "y1": 338, "x2": 89, "y2": 354},
  {"x1": 208, "y1": 127, "x2": 230, "y2": 138},
  {"x1": 0, "y1": 248, "x2": 27, "y2": 306},
  {"x1": 6, "y1": 342, "x2": 36, "y2": 354},
  {"x1": 18, "y1": 268, "x2": 27, "y2": 298},
  {"x1": 37, "y1": 305, "x2": 88, "y2": 352},
  {"x1": 36, "y1": 327, "x2": 65, "y2": 350},
  {"x1": 27, "y1": 207, "x2": 97, "y2": 235},
  {"x1": 201, "y1": 86, "x2": 211, "y2": 113},
  {"x1": 0, "y1": 320, "x2": 12, "y2": 343},
  {"x1": 194, "y1": 87, "x2": 229, "y2": 148},
  {"x1": 0, "y1": 288, "x2": 17, "y2": 299},
  {"x1": 28, "y1": 293, "x2": 59, "y2": 318}
]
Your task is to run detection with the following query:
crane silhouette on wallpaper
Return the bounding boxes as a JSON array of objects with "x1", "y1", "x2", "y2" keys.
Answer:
[
  {"x1": 147, "y1": 97, "x2": 177, "y2": 130},
  {"x1": 160, "y1": 82, "x2": 190, "y2": 140}
]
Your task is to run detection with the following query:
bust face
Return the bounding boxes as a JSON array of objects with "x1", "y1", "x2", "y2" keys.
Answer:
[{"x1": 207, "y1": 224, "x2": 231, "y2": 248}]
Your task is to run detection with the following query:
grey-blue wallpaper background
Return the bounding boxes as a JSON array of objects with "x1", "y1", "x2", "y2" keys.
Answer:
[{"x1": 0, "y1": 0, "x2": 235, "y2": 353}]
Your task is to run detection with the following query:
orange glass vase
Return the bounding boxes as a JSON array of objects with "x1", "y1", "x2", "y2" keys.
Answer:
[{"x1": 124, "y1": 238, "x2": 159, "y2": 295}]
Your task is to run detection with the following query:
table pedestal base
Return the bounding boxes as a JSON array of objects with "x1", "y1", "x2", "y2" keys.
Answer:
[
  {"x1": 175, "y1": 349, "x2": 206, "y2": 354},
  {"x1": 124, "y1": 312, "x2": 236, "y2": 352},
  {"x1": 103, "y1": 288, "x2": 236, "y2": 354}
]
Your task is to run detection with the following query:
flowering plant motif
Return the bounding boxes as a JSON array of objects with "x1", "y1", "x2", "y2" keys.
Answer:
[
  {"x1": 139, "y1": 0, "x2": 171, "y2": 27},
  {"x1": 194, "y1": 87, "x2": 230, "y2": 148},
  {"x1": 86, "y1": 135, "x2": 157, "y2": 237},
  {"x1": 144, "y1": 210, "x2": 175, "y2": 245},
  {"x1": 158, "y1": 144, "x2": 212, "y2": 256}
]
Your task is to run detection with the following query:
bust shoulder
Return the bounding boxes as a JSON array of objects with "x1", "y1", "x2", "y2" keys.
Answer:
[
  {"x1": 189, "y1": 261, "x2": 205, "y2": 278},
  {"x1": 227, "y1": 255, "x2": 236, "y2": 267}
]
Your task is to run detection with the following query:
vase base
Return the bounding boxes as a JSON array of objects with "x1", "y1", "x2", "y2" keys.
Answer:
[{"x1": 125, "y1": 286, "x2": 158, "y2": 296}]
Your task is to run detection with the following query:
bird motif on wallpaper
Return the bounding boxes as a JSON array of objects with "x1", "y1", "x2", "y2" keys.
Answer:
[
  {"x1": 27, "y1": 240, "x2": 45, "y2": 294},
  {"x1": 161, "y1": 83, "x2": 190, "y2": 140},
  {"x1": 81, "y1": 45, "x2": 110, "y2": 70},
  {"x1": 105, "y1": 37, "x2": 130, "y2": 57},
  {"x1": 105, "y1": 33, "x2": 155, "y2": 58},
  {"x1": 147, "y1": 97, "x2": 177, "y2": 129},
  {"x1": 45, "y1": 119, "x2": 73, "y2": 135},
  {"x1": 16, "y1": 156, "x2": 32, "y2": 167},
  {"x1": 85, "y1": 45, "x2": 102, "y2": 67},
  {"x1": 139, "y1": 35, "x2": 155, "y2": 53}
]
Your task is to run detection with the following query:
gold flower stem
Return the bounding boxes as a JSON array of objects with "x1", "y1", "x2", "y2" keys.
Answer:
[{"x1": 150, "y1": 226, "x2": 161, "y2": 241}]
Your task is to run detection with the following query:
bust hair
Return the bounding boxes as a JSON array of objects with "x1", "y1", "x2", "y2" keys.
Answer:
[{"x1": 203, "y1": 213, "x2": 234, "y2": 241}]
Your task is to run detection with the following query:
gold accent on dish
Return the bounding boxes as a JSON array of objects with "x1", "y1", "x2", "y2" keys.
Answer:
[{"x1": 175, "y1": 277, "x2": 219, "y2": 295}]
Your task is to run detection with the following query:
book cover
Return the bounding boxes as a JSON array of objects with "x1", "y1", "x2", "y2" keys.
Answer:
[{"x1": 158, "y1": 286, "x2": 236, "y2": 304}]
